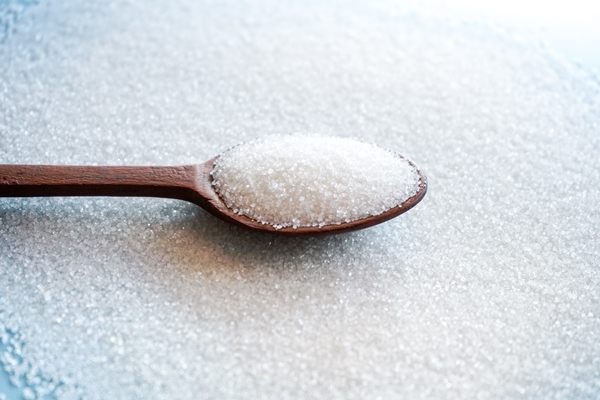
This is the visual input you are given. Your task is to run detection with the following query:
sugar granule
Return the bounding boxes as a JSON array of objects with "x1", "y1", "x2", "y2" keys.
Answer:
[{"x1": 211, "y1": 136, "x2": 420, "y2": 229}]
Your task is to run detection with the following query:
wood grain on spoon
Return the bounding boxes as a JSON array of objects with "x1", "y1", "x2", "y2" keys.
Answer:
[{"x1": 0, "y1": 158, "x2": 427, "y2": 236}]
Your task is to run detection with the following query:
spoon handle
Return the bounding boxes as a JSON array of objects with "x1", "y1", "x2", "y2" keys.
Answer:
[{"x1": 0, "y1": 164, "x2": 201, "y2": 202}]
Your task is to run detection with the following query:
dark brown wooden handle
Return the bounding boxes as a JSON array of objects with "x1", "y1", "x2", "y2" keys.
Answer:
[{"x1": 0, "y1": 164, "x2": 201, "y2": 202}]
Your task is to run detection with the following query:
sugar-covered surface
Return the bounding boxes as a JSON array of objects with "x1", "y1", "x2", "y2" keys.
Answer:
[
  {"x1": 211, "y1": 136, "x2": 420, "y2": 229},
  {"x1": 1, "y1": 0, "x2": 599, "y2": 399}
]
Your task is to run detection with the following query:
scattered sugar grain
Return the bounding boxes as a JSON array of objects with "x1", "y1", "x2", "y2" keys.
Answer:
[{"x1": 211, "y1": 136, "x2": 420, "y2": 228}]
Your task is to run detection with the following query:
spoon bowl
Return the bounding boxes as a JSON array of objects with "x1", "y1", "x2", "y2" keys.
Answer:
[{"x1": 0, "y1": 153, "x2": 427, "y2": 236}]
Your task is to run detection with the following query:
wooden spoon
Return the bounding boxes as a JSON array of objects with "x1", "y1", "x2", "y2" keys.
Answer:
[{"x1": 0, "y1": 156, "x2": 427, "y2": 236}]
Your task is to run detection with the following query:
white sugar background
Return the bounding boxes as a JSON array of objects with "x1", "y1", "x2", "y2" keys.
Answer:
[{"x1": 1, "y1": 0, "x2": 599, "y2": 399}]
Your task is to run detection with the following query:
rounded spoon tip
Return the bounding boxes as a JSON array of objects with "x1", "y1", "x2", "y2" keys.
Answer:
[{"x1": 201, "y1": 156, "x2": 427, "y2": 236}]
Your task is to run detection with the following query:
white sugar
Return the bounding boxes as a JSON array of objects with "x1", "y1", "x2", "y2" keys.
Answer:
[
  {"x1": 1, "y1": 0, "x2": 600, "y2": 399},
  {"x1": 211, "y1": 136, "x2": 420, "y2": 228}
]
